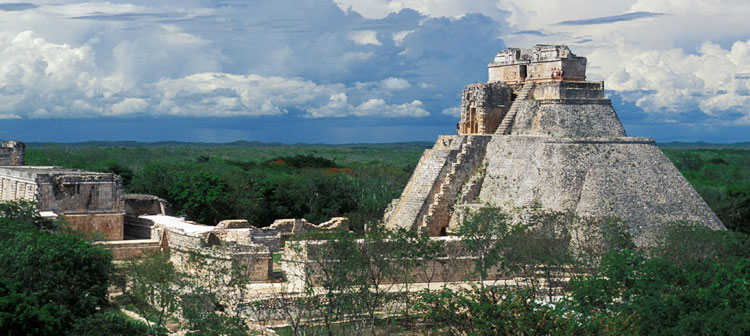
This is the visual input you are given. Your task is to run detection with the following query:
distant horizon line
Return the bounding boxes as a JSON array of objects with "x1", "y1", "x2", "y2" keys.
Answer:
[{"x1": 19, "y1": 139, "x2": 750, "y2": 148}]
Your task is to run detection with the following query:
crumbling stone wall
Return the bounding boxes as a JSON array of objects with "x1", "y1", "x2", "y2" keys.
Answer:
[
  {"x1": 165, "y1": 226, "x2": 273, "y2": 281},
  {"x1": 0, "y1": 141, "x2": 25, "y2": 166},
  {"x1": 282, "y1": 236, "x2": 505, "y2": 288},
  {"x1": 459, "y1": 83, "x2": 512, "y2": 135},
  {"x1": 488, "y1": 45, "x2": 587, "y2": 83},
  {"x1": 271, "y1": 217, "x2": 348, "y2": 246},
  {"x1": 124, "y1": 193, "x2": 172, "y2": 216},
  {"x1": 0, "y1": 166, "x2": 126, "y2": 240}
]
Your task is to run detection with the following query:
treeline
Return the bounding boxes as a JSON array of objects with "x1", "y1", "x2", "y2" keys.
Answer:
[
  {"x1": 26, "y1": 145, "x2": 423, "y2": 230},
  {"x1": 25, "y1": 144, "x2": 750, "y2": 234}
]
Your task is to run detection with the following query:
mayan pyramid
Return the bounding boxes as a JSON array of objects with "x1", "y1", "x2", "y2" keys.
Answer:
[{"x1": 383, "y1": 45, "x2": 724, "y2": 246}]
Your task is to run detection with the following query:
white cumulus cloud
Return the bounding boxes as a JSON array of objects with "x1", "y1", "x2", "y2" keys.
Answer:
[
  {"x1": 348, "y1": 30, "x2": 381, "y2": 46},
  {"x1": 598, "y1": 40, "x2": 750, "y2": 122}
]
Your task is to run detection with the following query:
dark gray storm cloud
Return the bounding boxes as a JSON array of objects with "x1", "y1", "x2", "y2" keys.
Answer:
[
  {"x1": 0, "y1": 3, "x2": 37, "y2": 11},
  {"x1": 557, "y1": 11, "x2": 664, "y2": 25}
]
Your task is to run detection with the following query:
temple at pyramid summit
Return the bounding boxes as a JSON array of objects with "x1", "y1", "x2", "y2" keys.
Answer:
[{"x1": 383, "y1": 45, "x2": 724, "y2": 246}]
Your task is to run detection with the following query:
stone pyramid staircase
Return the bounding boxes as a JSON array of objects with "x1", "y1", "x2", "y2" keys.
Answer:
[
  {"x1": 495, "y1": 81, "x2": 534, "y2": 135},
  {"x1": 385, "y1": 136, "x2": 463, "y2": 230},
  {"x1": 418, "y1": 135, "x2": 491, "y2": 235}
]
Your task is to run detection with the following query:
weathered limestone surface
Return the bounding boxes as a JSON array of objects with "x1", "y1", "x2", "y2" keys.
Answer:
[
  {"x1": 385, "y1": 135, "x2": 493, "y2": 235},
  {"x1": 532, "y1": 81, "x2": 604, "y2": 100},
  {"x1": 65, "y1": 213, "x2": 124, "y2": 241},
  {"x1": 271, "y1": 217, "x2": 349, "y2": 246},
  {"x1": 282, "y1": 236, "x2": 505, "y2": 288},
  {"x1": 459, "y1": 83, "x2": 512, "y2": 135},
  {"x1": 0, "y1": 141, "x2": 25, "y2": 166},
  {"x1": 216, "y1": 219, "x2": 253, "y2": 229},
  {"x1": 0, "y1": 165, "x2": 125, "y2": 240},
  {"x1": 124, "y1": 193, "x2": 172, "y2": 216},
  {"x1": 510, "y1": 100, "x2": 626, "y2": 137},
  {"x1": 385, "y1": 136, "x2": 463, "y2": 230},
  {"x1": 475, "y1": 136, "x2": 723, "y2": 245},
  {"x1": 144, "y1": 215, "x2": 274, "y2": 281}
]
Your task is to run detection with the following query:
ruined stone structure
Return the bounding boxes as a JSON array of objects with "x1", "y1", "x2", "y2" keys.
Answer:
[
  {"x1": 270, "y1": 217, "x2": 349, "y2": 246},
  {"x1": 0, "y1": 141, "x2": 25, "y2": 166},
  {"x1": 0, "y1": 158, "x2": 126, "y2": 240},
  {"x1": 384, "y1": 45, "x2": 724, "y2": 246}
]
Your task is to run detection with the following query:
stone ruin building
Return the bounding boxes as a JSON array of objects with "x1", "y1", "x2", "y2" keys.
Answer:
[
  {"x1": 0, "y1": 142, "x2": 126, "y2": 240},
  {"x1": 384, "y1": 44, "x2": 724, "y2": 246}
]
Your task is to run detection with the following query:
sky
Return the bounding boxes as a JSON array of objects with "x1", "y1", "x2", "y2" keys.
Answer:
[{"x1": 1, "y1": 0, "x2": 750, "y2": 144}]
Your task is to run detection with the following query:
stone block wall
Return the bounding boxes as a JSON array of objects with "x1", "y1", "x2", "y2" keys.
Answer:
[
  {"x1": 124, "y1": 215, "x2": 155, "y2": 239},
  {"x1": 459, "y1": 83, "x2": 512, "y2": 135},
  {"x1": 477, "y1": 136, "x2": 724, "y2": 246},
  {"x1": 152, "y1": 219, "x2": 275, "y2": 281},
  {"x1": 167, "y1": 228, "x2": 273, "y2": 282},
  {"x1": 36, "y1": 173, "x2": 124, "y2": 214},
  {"x1": 511, "y1": 100, "x2": 627, "y2": 137},
  {"x1": 124, "y1": 194, "x2": 172, "y2": 216},
  {"x1": 282, "y1": 236, "x2": 505, "y2": 288},
  {"x1": 64, "y1": 213, "x2": 125, "y2": 240},
  {"x1": 525, "y1": 59, "x2": 586, "y2": 81},
  {"x1": 0, "y1": 174, "x2": 36, "y2": 201},
  {"x1": 532, "y1": 81, "x2": 604, "y2": 100},
  {"x1": 98, "y1": 238, "x2": 164, "y2": 260},
  {"x1": 0, "y1": 141, "x2": 25, "y2": 166},
  {"x1": 488, "y1": 64, "x2": 527, "y2": 83}
]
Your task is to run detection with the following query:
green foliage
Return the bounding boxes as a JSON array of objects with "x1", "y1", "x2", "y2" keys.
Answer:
[
  {"x1": 564, "y1": 223, "x2": 750, "y2": 335},
  {"x1": 414, "y1": 285, "x2": 636, "y2": 336},
  {"x1": 122, "y1": 250, "x2": 184, "y2": 333},
  {"x1": 458, "y1": 207, "x2": 519, "y2": 286},
  {"x1": 0, "y1": 201, "x2": 114, "y2": 335},
  {"x1": 69, "y1": 310, "x2": 153, "y2": 336},
  {"x1": 663, "y1": 148, "x2": 750, "y2": 233},
  {"x1": 181, "y1": 290, "x2": 247, "y2": 336},
  {"x1": 267, "y1": 154, "x2": 339, "y2": 168},
  {"x1": 652, "y1": 220, "x2": 750, "y2": 264},
  {"x1": 104, "y1": 162, "x2": 135, "y2": 188},
  {"x1": 28, "y1": 144, "x2": 417, "y2": 229}
]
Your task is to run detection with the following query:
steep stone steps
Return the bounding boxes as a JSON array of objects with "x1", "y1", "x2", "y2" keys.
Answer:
[
  {"x1": 419, "y1": 135, "x2": 491, "y2": 235},
  {"x1": 386, "y1": 141, "x2": 461, "y2": 230},
  {"x1": 495, "y1": 81, "x2": 534, "y2": 135}
]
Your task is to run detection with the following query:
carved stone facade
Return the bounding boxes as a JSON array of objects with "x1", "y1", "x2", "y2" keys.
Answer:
[
  {"x1": 0, "y1": 144, "x2": 125, "y2": 240},
  {"x1": 458, "y1": 83, "x2": 512, "y2": 135},
  {"x1": 488, "y1": 44, "x2": 587, "y2": 83}
]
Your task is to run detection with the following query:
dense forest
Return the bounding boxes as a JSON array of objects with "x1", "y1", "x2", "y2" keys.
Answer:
[
  {"x1": 663, "y1": 147, "x2": 750, "y2": 234},
  {"x1": 24, "y1": 142, "x2": 750, "y2": 234}
]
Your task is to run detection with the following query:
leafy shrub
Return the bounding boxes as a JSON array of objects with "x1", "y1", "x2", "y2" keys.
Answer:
[{"x1": 0, "y1": 201, "x2": 113, "y2": 335}]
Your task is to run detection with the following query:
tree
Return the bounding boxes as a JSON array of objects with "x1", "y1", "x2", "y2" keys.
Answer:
[
  {"x1": 564, "y1": 224, "x2": 750, "y2": 335},
  {"x1": 457, "y1": 206, "x2": 521, "y2": 290},
  {"x1": 123, "y1": 251, "x2": 183, "y2": 334},
  {"x1": 0, "y1": 201, "x2": 115, "y2": 335}
]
